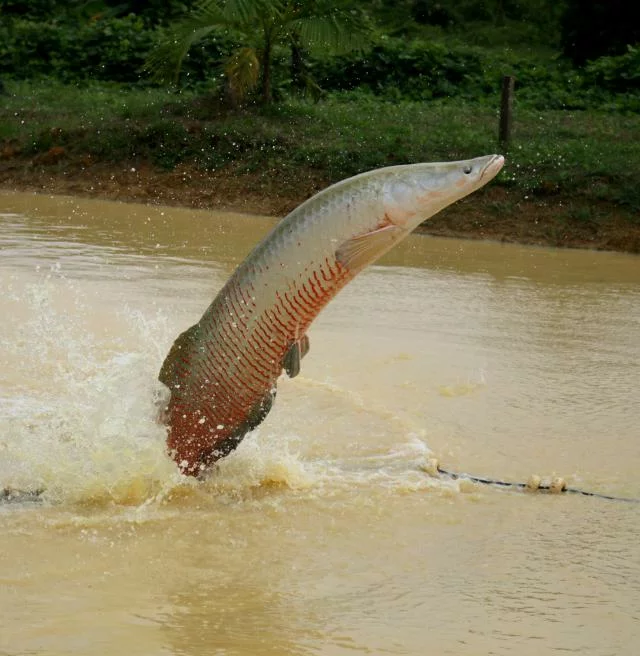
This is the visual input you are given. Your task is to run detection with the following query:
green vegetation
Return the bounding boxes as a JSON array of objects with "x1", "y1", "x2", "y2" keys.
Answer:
[
  {"x1": 3, "y1": 80, "x2": 639, "y2": 212},
  {"x1": 0, "y1": 0, "x2": 639, "y2": 249},
  {"x1": 561, "y1": 0, "x2": 640, "y2": 64},
  {"x1": 2, "y1": 0, "x2": 639, "y2": 111},
  {"x1": 145, "y1": 0, "x2": 370, "y2": 104}
]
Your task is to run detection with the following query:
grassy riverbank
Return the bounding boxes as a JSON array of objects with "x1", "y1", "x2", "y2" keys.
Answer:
[{"x1": 1, "y1": 81, "x2": 639, "y2": 252}]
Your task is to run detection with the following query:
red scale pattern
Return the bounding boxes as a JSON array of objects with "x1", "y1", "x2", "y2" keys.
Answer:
[{"x1": 166, "y1": 256, "x2": 352, "y2": 475}]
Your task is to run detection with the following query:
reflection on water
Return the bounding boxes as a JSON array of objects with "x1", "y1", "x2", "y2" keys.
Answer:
[{"x1": 1, "y1": 191, "x2": 639, "y2": 656}]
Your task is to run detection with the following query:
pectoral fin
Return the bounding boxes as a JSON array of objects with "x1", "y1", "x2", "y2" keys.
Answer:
[
  {"x1": 283, "y1": 335, "x2": 310, "y2": 378},
  {"x1": 283, "y1": 341, "x2": 301, "y2": 378},
  {"x1": 159, "y1": 322, "x2": 201, "y2": 390},
  {"x1": 335, "y1": 223, "x2": 402, "y2": 271},
  {"x1": 300, "y1": 334, "x2": 310, "y2": 358}
]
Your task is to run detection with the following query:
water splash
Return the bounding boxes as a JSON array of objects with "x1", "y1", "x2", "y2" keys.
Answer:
[
  {"x1": 0, "y1": 272, "x2": 176, "y2": 504},
  {"x1": 1, "y1": 267, "x2": 452, "y2": 510}
]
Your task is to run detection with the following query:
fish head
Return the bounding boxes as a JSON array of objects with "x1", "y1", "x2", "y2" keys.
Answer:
[{"x1": 382, "y1": 154, "x2": 504, "y2": 230}]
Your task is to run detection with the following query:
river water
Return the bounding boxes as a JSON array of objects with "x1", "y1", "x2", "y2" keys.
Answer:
[{"x1": 1, "y1": 191, "x2": 639, "y2": 655}]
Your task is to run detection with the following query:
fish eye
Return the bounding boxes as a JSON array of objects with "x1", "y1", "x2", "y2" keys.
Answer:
[{"x1": 463, "y1": 165, "x2": 473, "y2": 174}]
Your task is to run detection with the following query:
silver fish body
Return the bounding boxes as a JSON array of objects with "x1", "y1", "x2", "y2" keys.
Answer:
[{"x1": 160, "y1": 154, "x2": 504, "y2": 475}]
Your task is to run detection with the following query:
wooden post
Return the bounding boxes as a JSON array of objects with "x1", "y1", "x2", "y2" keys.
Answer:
[{"x1": 499, "y1": 75, "x2": 515, "y2": 150}]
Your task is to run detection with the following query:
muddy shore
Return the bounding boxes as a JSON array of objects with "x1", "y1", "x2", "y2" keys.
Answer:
[{"x1": 1, "y1": 158, "x2": 639, "y2": 253}]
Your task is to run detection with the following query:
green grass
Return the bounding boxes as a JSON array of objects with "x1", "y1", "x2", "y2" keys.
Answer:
[
  {"x1": 1, "y1": 80, "x2": 181, "y2": 136},
  {"x1": 2, "y1": 80, "x2": 640, "y2": 216}
]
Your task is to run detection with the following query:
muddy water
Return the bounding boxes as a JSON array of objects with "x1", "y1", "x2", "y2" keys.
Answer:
[{"x1": 1, "y1": 191, "x2": 639, "y2": 656}]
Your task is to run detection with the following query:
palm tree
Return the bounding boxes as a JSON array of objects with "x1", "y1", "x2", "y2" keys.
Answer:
[{"x1": 146, "y1": 0, "x2": 370, "y2": 104}]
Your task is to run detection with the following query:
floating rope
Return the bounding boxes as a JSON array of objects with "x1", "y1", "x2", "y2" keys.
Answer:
[
  {"x1": 420, "y1": 458, "x2": 640, "y2": 503},
  {"x1": 3, "y1": 461, "x2": 640, "y2": 505}
]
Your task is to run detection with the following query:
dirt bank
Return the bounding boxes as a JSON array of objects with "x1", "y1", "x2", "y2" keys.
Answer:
[{"x1": 1, "y1": 157, "x2": 639, "y2": 253}]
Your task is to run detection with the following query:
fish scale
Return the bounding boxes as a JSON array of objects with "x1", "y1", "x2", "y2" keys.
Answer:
[{"x1": 160, "y1": 155, "x2": 504, "y2": 475}]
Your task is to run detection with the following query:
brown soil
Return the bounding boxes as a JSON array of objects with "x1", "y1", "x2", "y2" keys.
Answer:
[{"x1": 1, "y1": 155, "x2": 639, "y2": 253}]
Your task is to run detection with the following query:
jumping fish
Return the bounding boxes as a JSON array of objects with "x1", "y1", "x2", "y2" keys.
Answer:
[{"x1": 159, "y1": 154, "x2": 504, "y2": 475}]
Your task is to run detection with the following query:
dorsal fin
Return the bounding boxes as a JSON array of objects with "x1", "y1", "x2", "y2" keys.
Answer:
[{"x1": 158, "y1": 323, "x2": 201, "y2": 389}]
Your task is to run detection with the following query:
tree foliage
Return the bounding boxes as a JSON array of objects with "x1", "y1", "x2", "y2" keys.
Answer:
[
  {"x1": 145, "y1": 0, "x2": 370, "y2": 103},
  {"x1": 1, "y1": 14, "x2": 156, "y2": 82},
  {"x1": 1, "y1": 0, "x2": 639, "y2": 113},
  {"x1": 561, "y1": 0, "x2": 640, "y2": 65},
  {"x1": 0, "y1": 0, "x2": 200, "y2": 25},
  {"x1": 368, "y1": 0, "x2": 567, "y2": 46},
  {"x1": 584, "y1": 45, "x2": 640, "y2": 93}
]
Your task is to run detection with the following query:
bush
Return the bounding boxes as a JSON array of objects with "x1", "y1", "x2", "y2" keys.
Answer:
[
  {"x1": 311, "y1": 36, "x2": 640, "y2": 113},
  {"x1": 561, "y1": 0, "x2": 640, "y2": 65},
  {"x1": 584, "y1": 46, "x2": 640, "y2": 93},
  {"x1": 2, "y1": 16, "x2": 639, "y2": 114},
  {"x1": 0, "y1": 15, "x2": 154, "y2": 82},
  {"x1": 313, "y1": 38, "x2": 489, "y2": 101},
  {"x1": 0, "y1": 14, "x2": 236, "y2": 85}
]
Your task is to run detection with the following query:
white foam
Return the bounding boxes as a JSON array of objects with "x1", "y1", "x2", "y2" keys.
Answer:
[
  {"x1": 0, "y1": 273, "x2": 177, "y2": 504},
  {"x1": 1, "y1": 270, "x2": 449, "y2": 509}
]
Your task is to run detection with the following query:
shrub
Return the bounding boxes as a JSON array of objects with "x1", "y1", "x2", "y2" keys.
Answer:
[
  {"x1": 0, "y1": 14, "x2": 236, "y2": 85},
  {"x1": 311, "y1": 36, "x2": 640, "y2": 113},
  {"x1": 584, "y1": 46, "x2": 640, "y2": 93},
  {"x1": 313, "y1": 38, "x2": 488, "y2": 101},
  {"x1": 0, "y1": 15, "x2": 154, "y2": 82}
]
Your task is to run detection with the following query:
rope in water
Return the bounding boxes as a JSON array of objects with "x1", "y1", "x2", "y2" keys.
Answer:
[
  {"x1": 3, "y1": 461, "x2": 639, "y2": 505},
  {"x1": 420, "y1": 458, "x2": 640, "y2": 503}
]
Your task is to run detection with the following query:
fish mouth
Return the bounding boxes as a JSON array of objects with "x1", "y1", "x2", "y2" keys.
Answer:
[{"x1": 480, "y1": 154, "x2": 505, "y2": 183}]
